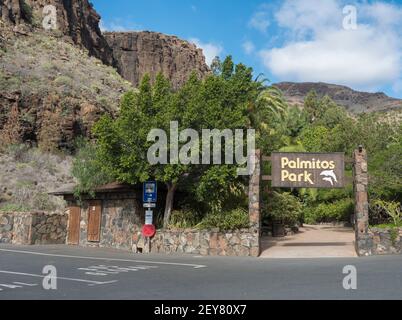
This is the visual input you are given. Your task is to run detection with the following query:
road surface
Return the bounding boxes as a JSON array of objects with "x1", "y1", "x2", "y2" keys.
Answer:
[{"x1": 0, "y1": 244, "x2": 401, "y2": 300}]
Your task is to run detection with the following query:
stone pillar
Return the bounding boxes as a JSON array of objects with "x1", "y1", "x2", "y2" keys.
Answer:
[
  {"x1": 248, "y1": 149, "x2": 261, "y2": 257},
  {"x1": 353, "y1": 147, "x2": 372, "y2": 256}
]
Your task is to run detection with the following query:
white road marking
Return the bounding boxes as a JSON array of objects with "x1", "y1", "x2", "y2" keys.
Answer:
[
  {"x1": 0, "y1": 270, "x2": 117, "y2": 286},
  {"x1": 78, "y1": 268, "x2": 119, "y2": 274},
  {"x1": 0, "y1": 248, "x2": 207, "y2": 268},
  {"x1": 77, "y1": 265, "x2": 158, "y2": 277},
  {"x1": 84, "y1": 272, "x2": 108, "y2": 276},
  {"x1": 13, "y1": 282, "x2": 38, "y2": 287},
  {"x1": 0, "y1": 283, "x2": 22, "y2": 289}
]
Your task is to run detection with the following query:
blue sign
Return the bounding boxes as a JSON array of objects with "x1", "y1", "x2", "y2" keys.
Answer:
[{"x1": 143, "y1": 181, "x2": 157, "y2": 203}]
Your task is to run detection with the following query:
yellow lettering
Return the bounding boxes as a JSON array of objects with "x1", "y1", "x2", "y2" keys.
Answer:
[
  {"x1": 289, "y1": 161, "x2": 297, "y2": 169},
  {"x1": 321, "y1": 161, "x2": 330, "y2": 169},
  {"x1": 281, "y1": 170, "x2": 289, "y2": 181},
  {"x1": 281, "y1": 157, "x2": 289, "y2": 168}
]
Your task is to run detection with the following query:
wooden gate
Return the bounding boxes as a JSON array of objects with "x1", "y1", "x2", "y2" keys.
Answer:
[
  {"x1": 87, "y1": 200, "x2": 102, "y2": 242},
  {"x1": 67, "y1": 205, "x2": 81, "y2": 245}
]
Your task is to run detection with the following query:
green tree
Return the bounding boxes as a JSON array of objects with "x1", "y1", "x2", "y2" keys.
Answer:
[
  {"x1": 91, "y1": 67, "x2": 256, "y2": 227},
  {"x1": 71, "y1": 139, "x2": 112, "y2": 198}
]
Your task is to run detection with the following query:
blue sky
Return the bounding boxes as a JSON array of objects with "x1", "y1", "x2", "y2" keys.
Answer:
[{"x1": 93, "y1": 0, "x2": 402, "y2": 98}]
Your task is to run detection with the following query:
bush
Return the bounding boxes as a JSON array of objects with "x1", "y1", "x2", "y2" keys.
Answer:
[
  {"x1": 168, "y1": 209, "x2": 202, "y2": 229},
  {"x1": 263, "y1": 192, "x2": 302, "y2": 226},
  {"x1": 71, "y1": 139, "x2": 113, "y2": 197},
  {"x1": 198, "y1": 208, "x2": 250, "y2": 231},
  {"x1": 304, "y1": 199, "x2": 354, "y2": 224},
  {"x1": 5, "y1": 144, "x2": 31, "y2": 161},
  {"x1": 0, "y1": 203, "x2": 30, "y2": 212},
  {"x1": 371, "y1": 200, "x2": 401, "y2": 227},
  {"x1": 20, "y1": 0, "x2": 33, "y2": 24}
]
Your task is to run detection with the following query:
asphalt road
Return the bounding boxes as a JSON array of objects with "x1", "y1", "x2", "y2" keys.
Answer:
[{"x1": 0, "y1": 244, "x2": 401, "y2": 300}]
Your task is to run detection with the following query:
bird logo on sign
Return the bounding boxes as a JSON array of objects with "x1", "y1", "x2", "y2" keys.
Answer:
[{"x1": 320, "y1": 170, "x2": 338, "y2": 186}]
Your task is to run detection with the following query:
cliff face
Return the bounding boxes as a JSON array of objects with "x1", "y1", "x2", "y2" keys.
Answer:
[
  {"x1": 104, "y1": 31, "x2": 210, "y2": 89},
  {"x1": 0, "y1": 0, "x2": 114, "y2": 65},
  {"x1": 0, "y1": 1, "x2": 211, "y2": 151},
  {"x1": 275, "y1": 82, "x2": 402, "y2": 114},
  {"x1": 0, "y1": 31, "x2": 132, "y2": 151}
]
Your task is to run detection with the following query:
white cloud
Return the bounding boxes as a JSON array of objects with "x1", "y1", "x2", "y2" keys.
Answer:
[
  {"x1": 99, "y1": 19, "x2": 141, "y2": 32},
  {"x1": 189, "y1": 38, "x2": 223, "y2": 66},
  {"x1": 258, "y1": 0, "x2": 402, "y2": 92},
  {"x1": 249, "y1": 5, "x2": 270, "y2": 33},
  {"x1": 242, "y1": 41, "x2": 255, "y2": 55}
]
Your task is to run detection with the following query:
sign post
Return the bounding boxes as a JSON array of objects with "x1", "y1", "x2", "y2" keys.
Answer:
[{"x1": 142, "y1": 181, "x2": 157, "y2": 253}]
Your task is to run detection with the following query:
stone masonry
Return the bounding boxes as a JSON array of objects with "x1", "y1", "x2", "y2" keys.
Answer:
[
  {"x1": 353, "y1": 147, "x2": 371, "y2": 256},
  {"x1": 0, "y1": 212, "x2": 67, "y2": 245},
  {"x1": 369, "y1": 227, "x2": 402, "y2": 255},
  {"x1": 146, "y1": 229, "x2": 259, "y2": 257},
  {"x1": 248, "y1": 149, "x2": 261, "y2": 257}
]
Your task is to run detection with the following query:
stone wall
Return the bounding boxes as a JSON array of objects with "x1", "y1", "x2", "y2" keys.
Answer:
[
  {"x1": 365, "y1": 227, "x2": 402, "y2": 255},
  {"x1": 73, "y1": 195, "x2": 144, "y2": 250},
  {"x1": 31, "y1": 212, "x2": 67, "y2": 244},
  {"x1": 0, "y1": 212, "x2": 67, "y2": 245},
  {"x1": 0, "y1": 213, "x2": 14, "y2": 243},
  {"x1": 71, "y1": 196, "x2": 260, "y2": 257},
  {"x1": 143, "y1": 229, "x2": 259, "y2": 257}
]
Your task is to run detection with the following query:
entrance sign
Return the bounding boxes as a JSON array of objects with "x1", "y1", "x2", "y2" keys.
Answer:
[
  {"x1": 271, "y1": 152, "x2": 345, "y2": 188},
  {"x1": 143, "y1": 181, "x2": 157, "y2": 203}
]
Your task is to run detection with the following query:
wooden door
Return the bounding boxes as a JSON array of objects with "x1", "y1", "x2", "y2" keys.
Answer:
[
  {"x1": 67, "y1": 205, "x2": 80, "y2": 245},
  {"x1": 87, "y1": 200, "x2": 102, "y2": 242}
]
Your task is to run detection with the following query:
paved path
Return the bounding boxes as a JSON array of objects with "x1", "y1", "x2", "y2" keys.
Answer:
[
  {"x1": 1, "y1": 244, "x2": 402, "y2": 299},
  {"x1": 260, "y1": 224, "x2": 357, "y2": 258}
]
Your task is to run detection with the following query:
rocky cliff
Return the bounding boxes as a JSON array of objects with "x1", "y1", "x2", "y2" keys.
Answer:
[
  {"x1": 104, "y1": 31, "x2": 210, "y2": 89},
  {"x1": 275, "y1": 82, "x2": 402, "y2": 114},
  {"x1": 0, "y1": 0, "x2": 212, "y2": 151},
  {"x1": 0, "y1": 0, "x2": 114, "y2": 65},
  {"x1": 0, "y1": 29, "x2": 132, "y2": 151}
]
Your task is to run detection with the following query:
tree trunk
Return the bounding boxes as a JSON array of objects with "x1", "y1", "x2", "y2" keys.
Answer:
[{"x1": 163, "y1": 183, "x2": 177, "y2": 229}]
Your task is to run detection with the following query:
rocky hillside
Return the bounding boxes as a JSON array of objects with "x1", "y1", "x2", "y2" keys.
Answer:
[
  {"x1": 1, "y1": 1, "x2": 210, "y2": 87},
  {"x1": 104, "y1": 31, "x2": 210, "y2": 89},
  {"x1": 0, "y1": 0, "x2": 114, "y2": 65},
  {"x1": 0, "y1": 25, "x2": 132, "y2": 151},
  {"x1": 275, "y1": 82, "x2": 402, "y2": 114},
  {"x1": 0, "y1": 145, "x2": 74, "y2": 212},
  {"x1": 0, "y1": 0, "x2": 211, "y2": 151}
]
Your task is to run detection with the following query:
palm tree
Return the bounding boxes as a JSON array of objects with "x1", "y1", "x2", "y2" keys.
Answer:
[{"x1": 256, "y1": 86, "x2": 288, "y2": 122}]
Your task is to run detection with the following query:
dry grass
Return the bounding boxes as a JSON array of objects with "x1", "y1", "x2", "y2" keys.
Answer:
[
  {"x1": 0, "y1": 145, "x2": 74, "y2": 212},
  {"x1": 0, "y1": 31, "x2": 133, "y2": 113}
]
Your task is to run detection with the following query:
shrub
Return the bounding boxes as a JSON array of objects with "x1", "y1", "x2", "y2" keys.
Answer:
[
  {"x1": 263, "y1": 192, "x2": 303, "y2": 226},
  {"x1": 304, "y1": 199, "x2": 354, "y2": 224},
  {"x1": 198, "y1": 208, "x2": 250, "y2": 231},
  {"x1": 71, "y1": 139, "x2": 113, "y2": 197},
  {"x1": 54, "y1": 75, "x2": 73, "y2": 87},
  {"x1": 6, "y1": 144, "x2": 31, "y2": 161},
  {"x1": 371, "y1": 200, "x2": 402, "y2": 227},
  {"x1": 20, "y1": 0, "x2": 33, "y2": 24},
  {"x1": 0, "y1": 203, "x2": 30, "y2": 212},
  {"x1": 168, "y1": 209, "x2": 202, "y2": 229}
]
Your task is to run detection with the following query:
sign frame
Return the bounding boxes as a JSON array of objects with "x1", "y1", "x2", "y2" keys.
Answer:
[
  {"x1": 271, "y1": 152, "x2": 345, "y2": 189},
  {"x1": 143, "y1": 181, "x2": 157, "y2": 203}
]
